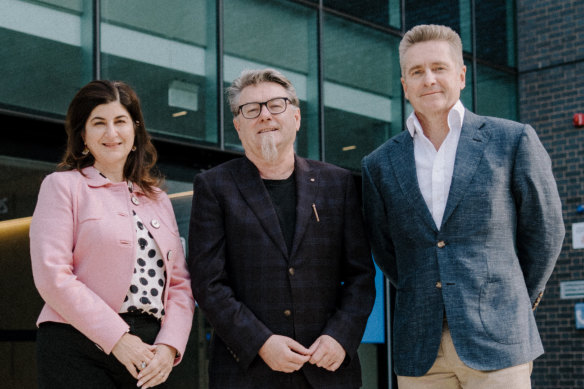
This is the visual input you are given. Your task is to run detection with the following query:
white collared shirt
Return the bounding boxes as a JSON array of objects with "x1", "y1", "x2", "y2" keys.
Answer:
[{"x1": 406, "y1": 100, "x2": 465, "y2": 229}]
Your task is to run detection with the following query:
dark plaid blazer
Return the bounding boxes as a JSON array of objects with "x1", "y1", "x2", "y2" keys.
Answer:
[{"x1": 188, "y1": 156, "x2": 375, "y2": 388}]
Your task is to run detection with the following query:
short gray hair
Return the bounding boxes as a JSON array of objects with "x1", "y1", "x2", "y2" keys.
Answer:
[
  {"x1": 399, "y1": 24, "x2": 464, "y2": 76},
  {"x1": 226, "y1": 68, "x2": 299, "y2": 116}
]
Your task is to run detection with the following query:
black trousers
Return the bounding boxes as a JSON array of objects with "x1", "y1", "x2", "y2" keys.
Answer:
[{"x1": 36, "y1": 313, "x2": 166, "y2": 389}]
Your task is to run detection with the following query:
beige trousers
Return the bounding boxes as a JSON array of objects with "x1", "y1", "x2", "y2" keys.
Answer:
[{"x1": 397, "y1": 321, "x2": 533, "y2": 389}]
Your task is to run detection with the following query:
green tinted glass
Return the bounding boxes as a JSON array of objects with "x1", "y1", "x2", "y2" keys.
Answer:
[
  {"x1": 100, "y1": 0, "x2": 218, "y2": 144},
  {"x1": 323, "y1": 12, "x2": 402, "y2": 171},
  {"x1": 0, "y1": 0, "x2": 90, "y2": 116},
  {"x1": 223, "y1": 0, "x2": 319, "y2": 159}
]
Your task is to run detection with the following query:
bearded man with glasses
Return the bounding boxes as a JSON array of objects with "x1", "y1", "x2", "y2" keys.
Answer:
[{"x1": 188, "y1": 68, "x2": 375, "y2": 389}]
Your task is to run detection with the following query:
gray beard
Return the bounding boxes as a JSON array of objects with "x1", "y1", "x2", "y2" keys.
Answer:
[{"x1": 260, "y1": 132, "x2": 279, "y2": 162}]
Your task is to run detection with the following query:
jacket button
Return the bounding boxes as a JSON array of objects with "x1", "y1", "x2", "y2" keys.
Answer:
[
  {"x1": 437, "y1": 240, "x2": 446, "y2": 248},
  {"x1": 436, "y1": 281, "x2": 442, "y2": 289},
  {"x1": 167, "y1": 250, "x2": 174, "y2": 261},
  {"x1": 131, "y1": 196, "x2": 140, "y2": 205},
  {"x1": 283, "y1": 309, "x2": 291, "y2": 317},
  {"x1": 151, "y1": 219, "x2": 160, "y2": 229},
  {"x1": 288, "y1": 267, "x2": 295, "y2": 276}
]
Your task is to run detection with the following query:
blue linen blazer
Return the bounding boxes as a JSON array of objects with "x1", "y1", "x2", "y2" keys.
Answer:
[
  {"x1": 189, "y1": 156, "x2": 376, "y2": 388},
  {"x1": 362, "y1": 110, "x2": 564, "y2": 376}
]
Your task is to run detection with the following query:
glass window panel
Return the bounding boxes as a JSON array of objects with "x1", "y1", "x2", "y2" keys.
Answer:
[
  {"x1": 322, "y1": 13, "x2": 402, "y2": 171},
  {"x1": 35, "y1": 0, "x2": 83, "y2": 11},
  {"x1": 0, "y1": 0, "x2": 91, "y2": 116},
  {"x1": 461, "y1": 59, "x2": 473, "y2": 109},
  {"x1": 223, "y1": 0, "x2": 319, "y2": 159},
  {"x1": 459, "y1": 0, "x2": 472, "y2": 51},
  {"x1": 404, "y1": 0, "x2": 472, "y2": 53},
  {"x1": 100, "y1": 0, "x2": 217, "y2": 144},
  {"x1": 323, "y1": 0, "x2": 402, "y2": 29},
  {"x1": 475, "y1": 0, "x2": 516, "y2": 66},
  {"x1": 0, "y1": 156, "x2": 55, "y2": 222},
  {"x1": 405, "y1": 0, "x2": 460, "y2": 32},
  {"x1": 476, "y1": 65, "x2": 517, "y2": 120}
]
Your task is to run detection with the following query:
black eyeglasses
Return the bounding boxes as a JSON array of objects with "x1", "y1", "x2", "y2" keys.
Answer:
[{"x1": 237, "y1": 97, "x2": 290, "y2": 119}]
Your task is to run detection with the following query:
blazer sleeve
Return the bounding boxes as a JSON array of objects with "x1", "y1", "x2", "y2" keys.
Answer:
[
  {"x1": 30, "y1": 173, "x2": 129, "y2": 354},
  {"x1": 320, "y1": 172, "x2": 376, "y2": 359},
  {"x1": 361, "y1": 157, "x2": 399, "y2": 285},
  {"x1": 154, "y1": 193, "x2": 195, "y2": 365},
  {"x1": 188, "y1": 174, "x2": 272, "y2": 369},
  {"x1": 512, "y1": 124, "x2": 565, "y2": 306}
]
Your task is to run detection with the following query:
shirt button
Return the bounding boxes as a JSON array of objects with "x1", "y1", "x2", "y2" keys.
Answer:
[
  {"x1": 283, "y1": 309, "x2": 291, "y2": 317},
  {"x1": 437, "y1": 240, "x2": 446, "y2": 248},
  {"x1": 167, "y1": 250, "x2": 174, "y2": 261},
  {"x1": 436, "y1": 281, "x2": 442, "y2": 289},
  {"x1": 131, "y1": 196, "x2": 140, "y2": 205},
  {"x1": 151, "y1": 219, "x2": 160, "y2": 229},
  {"x1": 288, "y1": 267, "x2": 295, "y2": 276}
]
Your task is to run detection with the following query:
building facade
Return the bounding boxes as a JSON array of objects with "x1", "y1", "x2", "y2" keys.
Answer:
[
  {"x1": 0, "y1": 0, "x2": 581, "y2": 388},
  {"x1": 517, "y1": 1, "x2": 584, "y2": 388}
]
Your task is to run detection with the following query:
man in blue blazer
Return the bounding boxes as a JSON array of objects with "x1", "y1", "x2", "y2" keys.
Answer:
[
  {"x1": 362, "y1": 25, "x2": 564, "y2": 388},
  {"x1": 189, "y1": 68, "x2": 375, "y2": 388}
]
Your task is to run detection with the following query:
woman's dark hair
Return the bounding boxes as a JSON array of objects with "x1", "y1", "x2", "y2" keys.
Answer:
[{"x1": 59, "y1": 80, "x2": 162, "y2": 198}]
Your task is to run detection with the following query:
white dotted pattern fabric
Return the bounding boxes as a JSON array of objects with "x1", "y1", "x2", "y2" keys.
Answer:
[{"x1": 119, "y1": 211, "x2": 166, "y2": 319}]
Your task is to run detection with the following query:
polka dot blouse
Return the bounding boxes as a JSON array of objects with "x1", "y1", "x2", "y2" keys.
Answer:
[{"x1": 120, "y1": 210, "x2": 166, "y2": 319}]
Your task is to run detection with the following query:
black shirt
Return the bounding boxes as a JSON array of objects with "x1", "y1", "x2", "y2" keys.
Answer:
[{"x1": 263, "y1": 173, "x2": 296, "y2": 254}]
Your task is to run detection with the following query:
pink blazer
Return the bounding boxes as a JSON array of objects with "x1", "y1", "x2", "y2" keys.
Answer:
[{"x1": 30, "y1": 167, "x2": 195, "y2": 363}]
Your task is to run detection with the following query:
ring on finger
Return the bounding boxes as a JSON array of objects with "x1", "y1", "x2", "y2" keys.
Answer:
[{"x1": 140, "y1": 361, "x2": 147, "y2": 369}]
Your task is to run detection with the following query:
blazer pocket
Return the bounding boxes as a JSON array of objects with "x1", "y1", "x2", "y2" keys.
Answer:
[{"x1": 479, "y1": 279, "x2": 531, "y2": 344}]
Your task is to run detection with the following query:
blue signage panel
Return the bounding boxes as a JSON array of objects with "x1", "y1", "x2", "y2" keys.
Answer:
[
  {"x1": 362, "y1": 263, "x2": 385, "y2": 344},
  {"x1": 575, "y1": 303, "x2": 584, "y2": 329}
]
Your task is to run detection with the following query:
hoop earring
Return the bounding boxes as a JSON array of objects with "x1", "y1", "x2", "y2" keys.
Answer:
[{"x1": 82, "y1": 146, "x2": 90, "y2": 156}]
